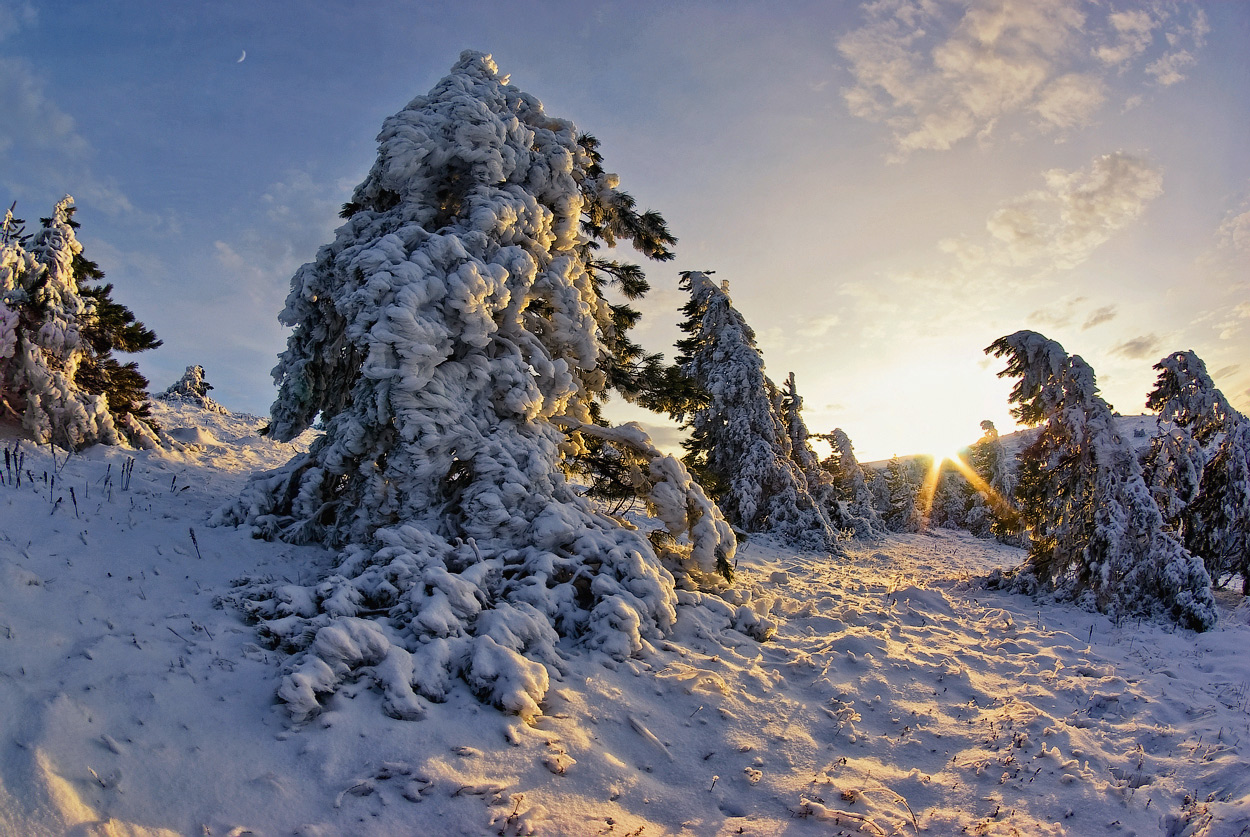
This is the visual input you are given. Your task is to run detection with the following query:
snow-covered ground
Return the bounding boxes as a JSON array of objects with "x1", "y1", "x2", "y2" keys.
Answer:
[{"x1": 1, "y1": 401, "x2": 1248, "y2": 836}]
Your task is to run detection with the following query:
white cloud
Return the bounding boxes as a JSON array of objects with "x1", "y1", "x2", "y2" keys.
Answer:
[
  {"x1": 1036, "y1": 152, "x2": 1163, "y2": 265},
  {"x1": 0, "y1": 56, "x2": 141, "y2": 218},
  {"x1": 1217, "y1": 208, "x2": 1250, "y2": 253},
  {"x1": 1094, "y1": 9, "x2": 1156, "y2": 65},
  {"x1": 1218, "y1": 302, "x2": 1250, "y2": 341},
  {"x1": 839, "y1": 0, "x2": 1210, "y2": 156},
  {"x1": 944, "y1": 151, "x2": 1163, "y2": 274},
  {"x1": 1145, "y1": 50, "x2": 1195, "y2": 86},
  {"x1": 0, "y1": 2, "x2": 35, "y2": 41}
]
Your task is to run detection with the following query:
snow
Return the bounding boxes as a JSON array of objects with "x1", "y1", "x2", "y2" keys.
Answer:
[{"x1": 2, "y1": 399, "x2": 1248, "y2": 835}]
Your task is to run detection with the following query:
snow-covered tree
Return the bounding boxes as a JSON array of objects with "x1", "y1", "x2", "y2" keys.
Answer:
[
  {"x1": 1185, "y1": 421, "x2": 1250, "y2": 593},
  {"x1": 817, "y1": 428, "x2": 881, "y2": 537},
  {"x1": 965, "y1": 420, "x2": 1023, "y2": 543},
  {"x1": 0, "y1": 198, "x2": 161, "y2": 449},
  {"x1": 779, "y1": 372, "x2": 856, "y2": 533},
  {"x1": 987, "y1": 331, "x2": 1215, "y2": 630},
  {"x1": 1146, "y1": 351, "x2": 1238, "y2": 447},
  {"x1": 1144, "y1": 350, "x2": 1250, "y2": 592},
  {"x1": 159, "y1": 365, "x2": 227, "y2": 414},
  {"x1": 216, "y1": 52, "x2": 736, "y2": 722},
  {"x1": 882, "y1": 455, "x2": 924, "y2": 533},
  {"x1": 671, "y1": 271, "x2": 840, "y2": 549}
]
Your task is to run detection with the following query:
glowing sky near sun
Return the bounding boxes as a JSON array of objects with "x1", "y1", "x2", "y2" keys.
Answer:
[{"x1": 1, "y1": 1, "x2": 1246, "y2": 461}]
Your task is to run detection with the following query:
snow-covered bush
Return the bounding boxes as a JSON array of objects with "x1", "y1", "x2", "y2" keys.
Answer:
[
  {"x1": 988, "y1": 331, "x2": 1216, "y2": 630},
  {"x1": 216, "y1": 52, "x2": 736, "y2": 722},
  {"x1": 0, "y1": 198, "x2": 161, "y2": 449},
  {"x1": 159, "y1": 365, "x2": 227, "y2": 414},
  {"x1": 671, "y1": 271, "x2": 841, "y2": 549}
]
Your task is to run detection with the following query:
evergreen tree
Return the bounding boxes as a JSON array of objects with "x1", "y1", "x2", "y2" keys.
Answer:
[
  {"x1": 883, "y1": 455, "x2": 924, "y2": 533},
  {"x1": 216, "y1": 52, "x2": 736, "y2": 722},
  {"x1": 817, "y1": 428, "x2": 882, "y2": 537},
  {"x1": 966, "y1": 420, "x2": 1023, "y2": 543},
  {"x1": 670, "y1": 270, "x2": 840, "y2": 549},
  {"x1": 1185, "y1": 422, "x2": 1250, "y2": 593},
  {"x1": 987, "y1": 331, "x2": 1215, "y2": 630},
  {"x1": 1144, "y1": 350, "x2": 1250, "y2": 592},
  {"x1": 0, "y1": 197, "x2": 161, "y2": 448},
  {"x1": 160, "y1": 364, "x2": 227, "y2": 414}
]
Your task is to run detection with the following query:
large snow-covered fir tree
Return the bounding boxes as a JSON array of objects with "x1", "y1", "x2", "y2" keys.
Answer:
[
  {"x1": 217, "y1": 52, "x2": 738, "y2": 722},
  {"x1": 0, "y1": 198, "x2": 161, "y2": 449},
  {"x1": 1145, "y1": 350, "x2": 1250, "y2": 592},
  {"x1": 988, "y1": 331, "x2": 1216, "y2": 630},
  {"x1": 669, "y1": 271, "x2": 840, "y2": 549}
]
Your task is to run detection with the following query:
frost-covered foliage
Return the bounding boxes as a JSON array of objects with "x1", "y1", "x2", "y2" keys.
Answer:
[
  {"x1": 1146, "y1": 351, "x2": 1237, "y2": 447},
  {"x1": 0, "y1": 198, "x2": 161, "y2": 449},
  {"x1": 216, "y1": 52, "x2": 737, "y2": 722},
  {"x1": 159, "y1": 365, "x2": 227, "y2": 414},
  {"x1": 780, "y1": 373, "x2": 855, "y2": 534},
  {"x1": 817, "y1": 428, "x2": 882, "y2": 537},
  {"x1": 673, "y1": 271, "x2": 840, "y2": 550},
  {"x1": 966, "y1": 420, "x2": 1023, "y2": 543},
  {"x1": 559, "y1": 419, "x2": 736, "y2": 583},
  {"x1": 988, "y1": 331, "x2": 1216, "y2": 630},
  {"x1": 1185, "y1": 421, "x2": 1250, "y2": 593},
  {"x1": 883, "y1": 455, "x2": 925, "y2": 533},
  {"x1": 1145, "y1": 351, "x2": 1250, "y2": 593}
]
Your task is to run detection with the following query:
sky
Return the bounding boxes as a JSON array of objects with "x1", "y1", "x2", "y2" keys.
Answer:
[{"x1": 1, "y1": 0, "x2": 1247, "y2": 462}]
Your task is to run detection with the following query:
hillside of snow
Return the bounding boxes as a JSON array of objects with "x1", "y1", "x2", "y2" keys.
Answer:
[{"x1": 1, "y1": 401, "x2": 1248, "y2": 836}]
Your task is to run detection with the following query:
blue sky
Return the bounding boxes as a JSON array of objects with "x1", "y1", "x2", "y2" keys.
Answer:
[{"x1": 2, "y1": 1, "x2": 1247, "y2": 460}]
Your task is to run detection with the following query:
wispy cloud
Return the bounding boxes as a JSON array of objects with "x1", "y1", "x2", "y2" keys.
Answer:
[
  {"x1": 944, "y1": 151, "x2": 1163, "y2": 274},
  {"x1": 1081, "y1": 304, "x2": 1117, "y2": 330},
  {"x1": 1110, "y1": 333, "x2": 1160, "y2": 359},
  {"x1": 0, "y1": 55, "x2": 141, "y2": 218},
  {"x1": 839, "y1": 0, "x2": 1209, "y2": 157},
  {"x1": 0, "y1": 2, "x2": 36, "y2": 41}
]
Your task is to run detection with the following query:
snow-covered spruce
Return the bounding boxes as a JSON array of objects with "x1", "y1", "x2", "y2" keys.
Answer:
[
  {"x1": 965, "y1": 420, "x2": 1023, "y2": 543},
  {"x1": 814, "y1": 428, "x2": 882, "y2": 538},
  {"x1": 988, "y1": 331, "x2": 1216, "y2": 630},
  {"x1": 215, "y1": 52, "x2": 736, "y2": 722},
  {"x1": 0, "y1": 198, "x2": 162, "y2": 449},
  {"x1": 159, "y1": 364, "x2": 227, "y2": 414},
  {"x1": 673, "y1": 271, "x2": 841, "y2": 550},
  {"x1": 1145, "y1": 350, "x2": 1250, "y2": 593}
]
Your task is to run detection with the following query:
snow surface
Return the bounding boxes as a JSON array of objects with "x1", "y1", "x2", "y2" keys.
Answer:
[{"x1": 1, "y1": 400, "x2": 1248, "y2": 835}]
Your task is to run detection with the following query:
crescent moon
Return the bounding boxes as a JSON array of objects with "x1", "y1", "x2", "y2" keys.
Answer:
[{"x1": 237, "y1": 50, "x2": 246, "y2": 63}]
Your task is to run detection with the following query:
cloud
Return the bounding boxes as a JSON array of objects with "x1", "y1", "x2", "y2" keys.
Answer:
[
  {"x1": 943, "y1": 151, "x2": 1163, "y2": 275},
  {"x1": 0, "y1": 56, "x2": 141, "y2": 218},
  {"x1": 1081, "y1": 304, "x2": 1117, "y2": 329},
  {"x1": 1216, "y1": 207, "x2": 1250, "y2": 253},
  {"x1": 796, "y1": 313, "x2": 841, "y2": 339},
  {"x1": 1213, "y1": 364, "x2": 1240, "y2": 382},
  {"x1": 0, "y1": 2, "x2": 35, "y2": 41},
  {"x1": 1028, "y1": 296, "x2": 1088, "y2": 328},
  {"x1": 1095, "y1": 9, "x2": 1156, "y2": 65},
  {"x1": 839, "y1": 0, "x2": 1210, "y2": 157},
  {"x1": 1110, "y1": 333, "x2": 1160, "y2": 359},
  {"x1": 1145, "y1": 50, "x2": 1195, "y2": 86},
  {"x1": 1217, "y1": 302, "x2": 1250, "y2": 341}
]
